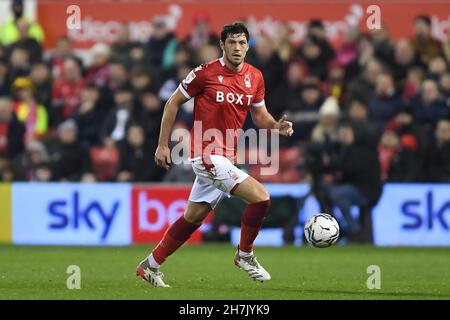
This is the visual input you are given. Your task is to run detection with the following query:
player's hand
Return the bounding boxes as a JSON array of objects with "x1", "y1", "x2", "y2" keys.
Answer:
[
  {"x1": 154, "y1": 145, "x2": 171, "y2": 170},
  {"x1": 275, "y1": 115, "x2": 294, "y2": 137}
]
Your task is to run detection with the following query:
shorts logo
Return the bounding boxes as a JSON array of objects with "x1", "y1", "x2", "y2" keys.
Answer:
[{"x1": 244, "y1": 74, "x2": 251, "y2": 88}]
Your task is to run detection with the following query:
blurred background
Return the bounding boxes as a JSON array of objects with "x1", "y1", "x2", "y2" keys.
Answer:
[{"x1": 0, "y1": 0, "x2": 449, "y2": 247}]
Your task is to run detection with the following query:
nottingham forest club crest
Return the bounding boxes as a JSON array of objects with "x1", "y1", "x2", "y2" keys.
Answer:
[{"x1": 244, "y1": 74, "x2": 251, "y2": 88}]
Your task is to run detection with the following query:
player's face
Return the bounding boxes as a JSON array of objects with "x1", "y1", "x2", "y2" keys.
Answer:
[{"x1": 221, "y1": 33, "x2": 248, "y2": 67}]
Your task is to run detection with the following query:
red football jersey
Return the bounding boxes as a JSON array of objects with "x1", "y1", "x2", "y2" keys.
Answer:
[{"x1": 178, "y1": 57, "x2": 265, "y2": 163}]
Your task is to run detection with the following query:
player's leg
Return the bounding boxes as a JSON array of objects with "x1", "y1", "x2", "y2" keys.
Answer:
[
  {"x1": 150, "y1": 201, "x2": 211, "y2": 265},
  {"x1": 231, "y1": 176, "x2": 270, "y2": 254},
  {"x1": 230, "y1": 176, "x2": 272, "y2": 282},
  {"x1": 136, "y1": 201, "x2": 211, "y2": 287}
]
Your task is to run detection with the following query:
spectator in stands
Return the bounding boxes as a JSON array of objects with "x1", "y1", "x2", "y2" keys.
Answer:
[
  {"x1": 48, "y1": 119, "x2": 92, "y2": 181},
  {"x1": 411, "y1": 79, "x2": 449, "y2": 127},
  {"x1": 403, "y1": 66, "x2": 425, "y2": 101},
  {"x1": 47, "y1": 36, "x2": 82, "y2": 79},
  {"x1": 195, "y1": 44, "x2": 221, "y2": 65},
  {"x1": 298, "y1": 19, "x2": 335, "y2": 80},
  {"x1": 305, "y1": 99, "x2": 341, "y2": 214},
  {"x1": 274, "y1": 23, "x2": 295, "y2": 63},
  {"x1": 377, "y1": 129, "x2": 420, "y2": 182},
  {"x1": 390, "y1": 39, "x2": 423, "y2": 85},
  {"x1": 0, "y1": 96, "x2": 25, "y2": 159},
  {"x1": 247, "y1": 35, "x2": 284, "y2": 100},
  {"x1": 73, "y1": 85, "x2": 104, "y2": 148},
  {"x1": 0, "y1": 0, "x2": 44, "y2": 46},
  {"x1": 110, "y1": 23, "x2": 136, "y2": 67},
  {"x1": 367, "y1": 72, "x2": 402, "y2": 129},
  {"x1": 284, "y1": 78, "x2": 324, "y2": 141},
  {"x1": 0, "y1": 163, "x2": 15, "y2": 182},
  {"x1": 51, "y1": 57, "x2": 85, "y2": 125},
  {"x1": 17, "y1": 140, "x2": 50, "y2": 181},
  {"x1": 344, "y1": 33, "x2": 373, "y2": 83},
  {"x1": 117, "y1": 124, "x2": 163, "y2": 182},
  {"x1": 184, "y1": 11, "x2": 219, "y2": 50},
  {"x1": 140, "y1": 89, "x2": 164, "y2": 149},
  {"x1": 146, "y1": 16, "x2": 177, "y2": 69},
  {"x1": 345, "y1": 58, "x2": 383, "y2": 108},
  {"x1": 11, "y1": 77, "x2": 47, "y2": 142},
  {"x1": 270, "y1": 59, "x2": 307, "y2": 119},
  {"x1": 428, "y1": 56, "x2": 448, "y2": 79},
  {"x1": 411, "y1": 15, "x2": 442, "y2": 65},
  {"x1": 6, "y1": 18, "x2": 42, "y2": 64},
  {"x1": 100, "y1": 84, "x2": 135, "y2": 147},
  {"x1": 31, "y1": 164, "x2": 53, "y2": 182},
  {"x1": 158, "y1": 64, "x2": 193, "y2": 126},
  {"x1": 322, "y1": 60, "x2": 345, "y2": 103},
  {"x1": 377, "y1": 129, "x2": 399, "y2": 181},
  {"x1": 8, "y1": 47, "x2": 30, "y2": 81},
  {"x1": 128, "y1": 42, "x2": 147, "y2": 69},
  {"x1": 106, "y1": 61, "x2": 129, "y2": 94},
  {"x1": 326, "y1": 122, "x2": 381, "y2": 238},
  {"x1": 346, "y1": 99, "x2": 379, "y2": 146},
  {"x1": 160, "y1": 44, "x2": 194, "y2": 82},
  {"x1": 335, "y1": 26, "x2": 359, "y2": 69},
  {"x1": 86, "y1": 43, "x2": 111, "y2": 88},
  {"x1": 371, "y1": 25, "x2": 394, "y2": 66},
  {"x1": 311, "y1": 96, "x2": 341, "y2": 143},
  {"x1": 130, "y1": 65, "x2": 160, "y2": 98},
  {"x1": 424, "y1": 119, "x2": 450, "y2": 182},
  {"x1": 299, "y1": 37, "x2": 327, "y2": 81},
  {"x1": 30, "y1": 62, "x2": 52, "y2": 111}
]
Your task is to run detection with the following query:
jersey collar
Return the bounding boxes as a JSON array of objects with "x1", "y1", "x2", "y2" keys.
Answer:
[{"x1": 219, "y1": 56, "x2": 248, "y2": 74}]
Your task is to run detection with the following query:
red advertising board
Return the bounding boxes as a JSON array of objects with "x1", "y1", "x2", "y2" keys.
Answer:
[
  {"x1": 37, "y1": 0, "x2": 450, "y2": 49},
  {"x1": 132, "y1": 184, "x2": 211, "y2": 244}
]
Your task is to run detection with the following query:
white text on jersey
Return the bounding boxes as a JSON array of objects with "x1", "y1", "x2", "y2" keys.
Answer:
[{"x1": 216, "y1": 91, "x2": 253, "y2": 106}]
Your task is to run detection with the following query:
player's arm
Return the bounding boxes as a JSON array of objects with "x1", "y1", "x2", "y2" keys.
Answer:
[
  {"x1": 250, "y1": 104, "x2": 294, "y2": 136},
  {"x1": 155, "y1": 89, "x2": 188, "y2": 169}
]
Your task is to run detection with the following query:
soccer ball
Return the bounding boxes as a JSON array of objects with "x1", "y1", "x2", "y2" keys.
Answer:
[{"x1": 304, "y1": 214, "x2": 340, "y2": 248}]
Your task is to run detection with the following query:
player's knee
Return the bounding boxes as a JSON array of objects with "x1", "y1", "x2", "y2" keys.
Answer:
[
  {"x1": 252, "y1": 187, "x2": 270, "y2": 203},
  {"x1": 184, "y1": 213, "x2": 205, "y2": 225}
]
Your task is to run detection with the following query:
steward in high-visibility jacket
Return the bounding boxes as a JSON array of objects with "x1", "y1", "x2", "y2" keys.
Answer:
[{"x1": 0, "y1": 16, "x2": 44, "y2": 46}]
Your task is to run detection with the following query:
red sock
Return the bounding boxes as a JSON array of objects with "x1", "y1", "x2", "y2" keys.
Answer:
[
  {"x1": 240, "y1": 200, "x2": 270, "y2": 253},
  {"x1": 152, "y1": 216, "x2": 200, "y2": 265}
]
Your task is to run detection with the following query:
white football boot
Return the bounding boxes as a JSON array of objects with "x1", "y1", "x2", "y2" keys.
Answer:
[
  {"x1": 136, "y1": 258, "x2": 170, "y2": 288},
  {"x1": 233, "y1": 246, "x2": 271, "y2": 282}
]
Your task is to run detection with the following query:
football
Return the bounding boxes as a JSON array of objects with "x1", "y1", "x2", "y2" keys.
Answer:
[{"x1": 304, "y1": 214, "x2": 340, "y2": 248}]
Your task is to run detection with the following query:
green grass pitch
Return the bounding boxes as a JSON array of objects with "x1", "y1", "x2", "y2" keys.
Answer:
[{"x1": 1, "y1": 244, "x2": 449, "y2": 300}]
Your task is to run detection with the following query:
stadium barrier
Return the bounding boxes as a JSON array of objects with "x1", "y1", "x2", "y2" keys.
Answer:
[{"x1": 0, "y1": 183, "x2": 448, "y2": 246}]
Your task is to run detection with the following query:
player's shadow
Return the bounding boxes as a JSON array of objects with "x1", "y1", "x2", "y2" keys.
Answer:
[{"x1": 270, "y1": 288, "x2": 450, "y2": 299}]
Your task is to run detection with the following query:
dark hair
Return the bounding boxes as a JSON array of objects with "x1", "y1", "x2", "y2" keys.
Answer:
[
  {"x1": 308, "y1": 19, "x2": 324, "y2": 30},
  {"x1": 415, "y1": 15, "x2": 431, "y2": 27},
  {"x1": 220, "y1": 22, "x2": 249, "y2": 43},
  {"x1": 115, "y1": 82, "x2": 133, "y2": 94}
]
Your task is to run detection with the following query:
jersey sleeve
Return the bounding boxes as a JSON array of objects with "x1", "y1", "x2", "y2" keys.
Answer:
[
  {"x1": 252, "y1": 71, "x2": 265, "y2": 108},
  {"x1": 178, "y1": 65, "x2": 206, "y2": 99}
]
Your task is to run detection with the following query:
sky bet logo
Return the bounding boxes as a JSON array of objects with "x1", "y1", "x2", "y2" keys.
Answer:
[
  {"x1": 48, "y1": 191, "x2": 120, "y2": 240},
  {"x1": 401, "y1": 191, "x2": 449, "y2": 230}
]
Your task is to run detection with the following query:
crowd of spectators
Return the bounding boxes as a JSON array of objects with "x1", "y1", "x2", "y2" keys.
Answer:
[{"x1": 0, "y1": 1, "x2": 449, "y2": 189}]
